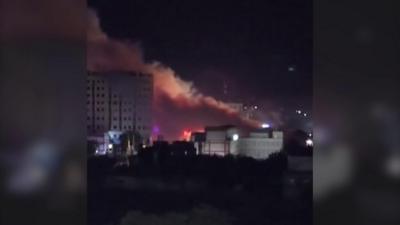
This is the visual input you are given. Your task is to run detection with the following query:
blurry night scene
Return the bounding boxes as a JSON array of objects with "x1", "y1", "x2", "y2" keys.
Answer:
[{"x1": 87, "y1": 0, "x2": 312, "y2": 225}]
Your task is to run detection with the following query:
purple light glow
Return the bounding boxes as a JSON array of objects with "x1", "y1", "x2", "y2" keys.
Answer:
[{"x1": 152, "y1": 125, "x2": 160, "y2": 134}]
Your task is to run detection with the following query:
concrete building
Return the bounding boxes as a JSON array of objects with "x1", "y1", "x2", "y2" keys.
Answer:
[
  {"x1": 87, "y1": 71, "x2": 153, "y2": 143},
  {"x1": 202, "y1": 125, "x2": 240, "y2": 156},
  {"x1": 195, "y1": 125, "x2": 283, "y2": 159},
  {"x1": 236, "y1": 129, "x2": 284, "y2": 159}
]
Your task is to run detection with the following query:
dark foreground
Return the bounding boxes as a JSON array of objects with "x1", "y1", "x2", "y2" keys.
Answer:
[{"x1": 88, "y1": 153, "x2": 311, "y2": 225}]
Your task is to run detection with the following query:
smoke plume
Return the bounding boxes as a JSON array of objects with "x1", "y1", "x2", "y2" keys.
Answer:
[{"x1": 87, "y1": 9, "x2": 259, "y2": 140}]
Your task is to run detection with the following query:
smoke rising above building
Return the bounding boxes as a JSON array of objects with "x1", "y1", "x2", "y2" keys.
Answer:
[{"x1": 87, "y1": 9, "x2": 261, "y2": 140}]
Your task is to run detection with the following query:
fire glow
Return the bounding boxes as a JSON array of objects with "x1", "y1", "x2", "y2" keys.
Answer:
[
  {"x1": 87, "y1": 9, "x2": 260, "y2": 140},
  {"x1": 182, "y1": 130, "x2": 192, "y2": 141}
]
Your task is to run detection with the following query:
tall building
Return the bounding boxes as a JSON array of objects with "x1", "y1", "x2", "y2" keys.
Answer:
[{"x1": 87, "y1": 71, "x2": 153, "y2": 142}]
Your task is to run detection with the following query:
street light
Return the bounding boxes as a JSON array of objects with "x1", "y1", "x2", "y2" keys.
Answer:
[
  {"x1": 232, "y1": 134, "x2": 239, "y2": 141},
  {"x1": 306, "y1": 139, "x2": 313, "y2": 147},
  {"x1": 261, "y1": 123, "x2": 270, "y2": 128}
]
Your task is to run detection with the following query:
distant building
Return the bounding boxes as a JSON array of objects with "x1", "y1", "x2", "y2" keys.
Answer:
[
  {"x1": 196, "y1": 125, "x2": 284, "y2": 159},
  {"x1": 203, "y1": 125, "x2": 240, "y2": 156},
  {"x1": 237, "y1": 129, "x2": 284, "y2": 159},
  {"x1": 87, "y1": 71, "x2": 153, "y2": 143}
]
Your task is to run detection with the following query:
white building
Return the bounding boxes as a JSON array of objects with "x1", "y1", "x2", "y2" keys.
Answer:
[
  {"x1": 87, "y1": 71, "x2": 153, "y2": 142},
  {"x1": 202, "y1": 125, "x2": 240, "y2": 156},
  {"x1": 199, "y1": 126, "x2": 283, "y2": 159},
  {"x1": 237, "y1": 130, "x2": 283, "y2": 159}
]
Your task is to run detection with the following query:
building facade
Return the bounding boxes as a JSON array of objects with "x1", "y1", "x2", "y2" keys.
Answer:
[
  {"x1": 195, "y1": 125, "x2": 283, "y2": 159},
  {"x1": 87, "y1": 71, "x2": 153, "y2": 142},
  {"x1": 202, "y1": 125, "x2": 239, "y2": 156},
  {"x1": 237, "y1": 130, "x2": 283, "y2": 159}
]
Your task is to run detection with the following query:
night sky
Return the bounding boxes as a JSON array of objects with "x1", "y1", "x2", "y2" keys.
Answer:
[{"x1": 88, "y1": 0, "x2": 312, "y2": 111}]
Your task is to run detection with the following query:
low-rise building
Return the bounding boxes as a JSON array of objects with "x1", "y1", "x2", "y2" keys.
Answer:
[
  {"x1": 195, "y1": 125, "x2": 284, "y2": 159},
  {"x1": 237, "y1": 129, "x2": 284, "y2": 159},
  {"x1": 202, "y1": 125, "x2": 239, "y2": 156}
]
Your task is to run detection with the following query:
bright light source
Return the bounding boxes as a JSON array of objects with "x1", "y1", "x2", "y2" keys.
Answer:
[
  {"x1": 108, "y1": 144, "x2": 113, "y2": 149},
  {"x1": 232, "y1": 134, "x2": 239, "y2": 141},
  {"x1": 254, "y1": 105, "x2": 258, "y2": 110},
  {"x1": 306, "y1": 139, "x2": 313, "y2": 146},
  {"x1": 303, "y1": 113, "x2": 307, "y2": 117},
  {"x1": 142, "y1": 144, "x2": 147, "y2": 148},
  {"x1": 308, "y1": 133, "x2": 312, "y2": 137},
  {"x1": 261, "y1": 123, "x2": 270, "y2": 128},
  {"x1": 296, "y1": 110, "x2": 302, "y2": 114}
]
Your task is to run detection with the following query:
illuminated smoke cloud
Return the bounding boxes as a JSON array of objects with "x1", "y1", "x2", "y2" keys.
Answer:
[{"x1": 87, "y1": 9, "x2": 259, "y2": 140}]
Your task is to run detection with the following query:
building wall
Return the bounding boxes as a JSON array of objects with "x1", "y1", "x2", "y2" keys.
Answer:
[
  {"x1": 203, "y1": 127, "x2": 239, "y2": 156},
  {"x1": 87, "y1": 75, "x2": 110, "y2": 133},
  {"x1": 237, "y1": 131, "x2": 284, "y2": 159},
  {"x1": 203, "y1": 141, "x2": 230, "y2": 156},
  {"x1": 87, "y1": 72, "x2": 153, "y2": 142},
  {"x1": 238, "y1": 138, "x2": 283, "y2": 159}
]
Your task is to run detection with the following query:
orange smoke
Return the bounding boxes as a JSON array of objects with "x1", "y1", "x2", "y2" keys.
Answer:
[{"x1": 87, "y1": 9, "x2": 260, "y2": 139}]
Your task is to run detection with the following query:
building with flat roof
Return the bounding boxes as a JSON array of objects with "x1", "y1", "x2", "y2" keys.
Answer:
[
  {"x1": 87, "y1": 71, "x2": 153, "y2": 143},
  {"x1": 203, "y1": 125, "x2": 240, "y2": 156},
  {"x1": 195, "y1": 125, "x2": 284, "y2": 159}
]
